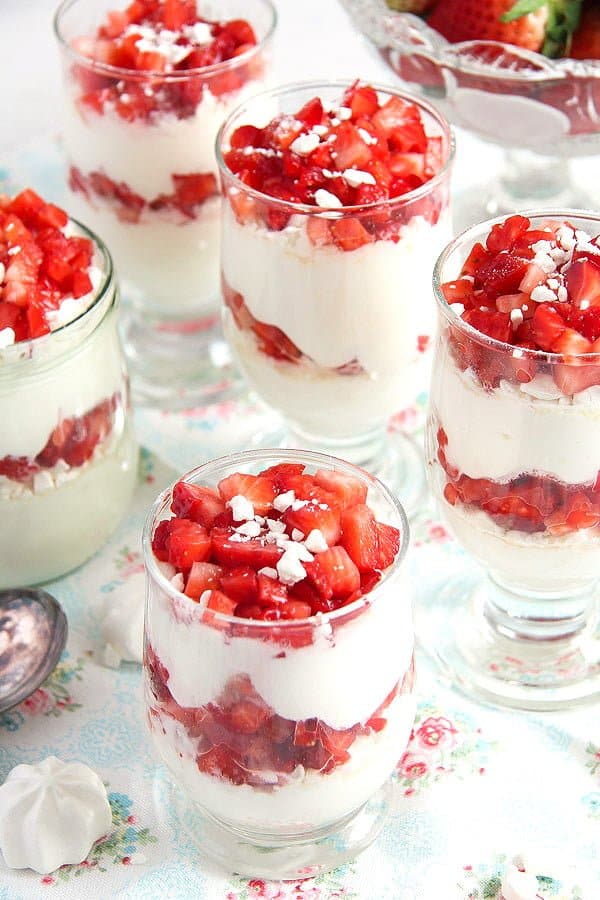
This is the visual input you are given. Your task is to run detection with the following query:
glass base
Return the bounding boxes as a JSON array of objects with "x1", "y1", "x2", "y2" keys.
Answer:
[
  {"x1": 453, "y1": 150, "x2": 588, "y2": 232},
  {"x1": 251, "y1": 421, "x2": 427, "y2": 519},
  {"x1": 163, "y1": 776, "x2": 392, "y2": 880},
  {"x1": 120, "y1": 308, "x2": 243, "y2": 410},
  {"x1": 416, "y1": 573, "x2": 600, "y2": 711}
]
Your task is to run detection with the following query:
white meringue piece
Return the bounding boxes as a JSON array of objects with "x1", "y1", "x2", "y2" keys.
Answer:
[
  {"x1": 99, "y1": 570, "x2": 145, "y2": 668},
  {"x1": 501, "y1": 865, "x2": 540, "y2": 900},
  {"x1": 0, "y1": 756, "x2": 112, "y2": 874}
]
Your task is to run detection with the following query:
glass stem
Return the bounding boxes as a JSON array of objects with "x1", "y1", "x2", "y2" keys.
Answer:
[
  {"x1": 498, "y1": 149, "x2": 574, "y2": 208},
  {"x1": 484, "y1": 575, "x2": 594, "y2": 642}
]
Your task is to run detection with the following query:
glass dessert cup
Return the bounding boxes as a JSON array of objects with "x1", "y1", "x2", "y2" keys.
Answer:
[
  {"x1": 341, "y1": 2, "x2": 600, "y2": 229},
  {"x1": 54, "y1": 0, "x2": 277, "y2": 409},
  {"x1": 143, "y1": 448, "x2": 415, "y2": 879},
  {"x1": 0, "y1": 220, "x2": 138, "y2": 589},
  {"x1": 422, "y1": 210, "x2": 600, "y2": 711},
  {"x1": 217, "y1": 81, "x2": 454, "y2": 517}
]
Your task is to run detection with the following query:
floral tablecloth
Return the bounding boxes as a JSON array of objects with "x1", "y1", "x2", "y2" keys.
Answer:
[{"x1": 1, "y1": 391, "x2": 599, "y2": 900}]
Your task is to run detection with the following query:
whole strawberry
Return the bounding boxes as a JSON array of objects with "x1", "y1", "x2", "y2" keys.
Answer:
[
  {"x1": 569, "y1": 0, "x2": 600, "y2": 58},
  {"x1": 427, "y1": 0, "x2": 582, "y2": 58}
]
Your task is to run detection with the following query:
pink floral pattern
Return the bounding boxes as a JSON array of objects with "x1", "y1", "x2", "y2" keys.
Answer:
[
  {"x1": 227, "y1": 870, "x2": 355, "y2": 899},
  {"x1": 0, "y1": 655, "x2": 85, "y2": 732}
]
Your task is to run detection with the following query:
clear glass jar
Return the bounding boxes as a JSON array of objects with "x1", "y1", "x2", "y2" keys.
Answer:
[
  {"x1": 0, "y1": 220, "x2": 137, "y2": 588},
  {"x1": 54, "y1": 0, "x2": 276, "y2": 407},
  {"x1": 142, "y1": 448, "x2": 414, "y2": 879},
  {"x1": 217, "y1": 81, "x2": 454, "y2": 515},
  {"x1": 423, "y1": 210, "x2": 600, "y2": 710}
]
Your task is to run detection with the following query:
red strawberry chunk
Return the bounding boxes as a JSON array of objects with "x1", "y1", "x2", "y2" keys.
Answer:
[
  {"x1": 282, "y1": 502, "x2": 341, "y2": 547},
  {"x1": 340, "y1": 504, "x2": 380, "y2": 572},
  {"x1": 566, "y1": 258, "x2": 600, "y2": 308},
  {"x1": 211, "y1": 531, "x2": 283, "y2": 570},
  {"x1": 376, "y1": 523, "x2": 401, "y2": 569},
  {"x1": 531, "y1": 304, "x2": 566, "y2": 351},
  {"x1": 204, "y1": 590, "x2": 236, "y2": 616},
  {"x1": 217, "y1": 472, "x2": 277, "y2": 515},
  {"x1": 228, "y1": 699, "x2": 271, "y2": 734},
  {"x1": 257, "y1": 572, "x2": 288, "y2": 606},
  {"x1": 185, "y1": 561, "x2": 223, "y2": 599},
  {"x1": 313, "y1": 468, "x2": 368, "y2": 509},
  {"x1": 171, "y1": 481, "x2": 226, "y2": 527},
  {"x1": 315, "y1": 546, "x2": 360, "y2": 598},
  {"x1": 219, "y1": 566, "x2": 259, "y2": 603},
  {"x1": 330, "y1": 217, "x2": 374, "y2": 252},
  {"x1": 166, "y1": 520, "x2": 211, "y2": 569}
]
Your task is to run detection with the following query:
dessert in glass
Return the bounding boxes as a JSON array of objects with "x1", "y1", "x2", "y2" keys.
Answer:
[
  {"x1": 0, "y1": 188, "x2": 137, "y2": 588},
  {"x1": 217, "y1": 80, "x2": 454, "y2": 514},
  {"x1": 54, "y1": 0, "x2": 276, "y2": 407},
  {"x1": 342, "y1": 1, "x2": 600, "y2": 228},
  {"x1": 425, "y1": 209, "x2": 600, "y2": 709},
  {"x1": 143, "y1": 448, "x2": 415, "y2": 878}
]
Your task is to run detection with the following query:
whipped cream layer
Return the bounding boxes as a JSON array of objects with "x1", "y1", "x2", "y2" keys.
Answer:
[
  {"x1": 63, "y1": 86, "x2": 253, "y2": 197},
  {"x1": 435, "y1": 359, "x2": 600, "y2": 485},
  {"x1": 147, "y1": 566, "x2": 413, "y2": 730},
  {"x1": 0, "y1": 307, "x2": 124, "y2": 460},
  {"x1": 149, "y1": 689, "x2": 416, "y2": 831},
  {"x1": 0, "y1": 423, "x2": 137, "y2": 588},
  {"x1": 442, "y1": 501, "x2": 600, "y2": 592},
  {"x1": 222, "y1": 207, "x2": 451, "y2": 373}
]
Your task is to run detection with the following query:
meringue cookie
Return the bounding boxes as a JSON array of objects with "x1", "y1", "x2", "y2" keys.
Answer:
[
  {"x1": 0, "y1": 756, "x2": 112, "y2": 874},
  {"x1": 501, "y1": 864, "x2": 540, "y2": 900},
  {"x1": 99, "y1": 569, "x2": 146, "y2": 668}
]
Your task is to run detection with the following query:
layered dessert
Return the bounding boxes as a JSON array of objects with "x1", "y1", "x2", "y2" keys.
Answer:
[
  {"x1": 58, "y1": 0, "x2": 272, "y2": 315},
  {"x1": 144, "y1": 458, "x2": 415, "y2": 832},
  {"x1": 430, "y1": 213, "x2": 600, "y2": 592},
  {"x1": 0, "y1": 188, "x2": 137, "y2": 587},
  {"x1": 219, "y1": 81, "x2": 452, "y2": 439}
]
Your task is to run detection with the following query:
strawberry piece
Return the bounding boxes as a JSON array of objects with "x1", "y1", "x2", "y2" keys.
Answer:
[
  {"x1": 332, "y1": 122, "x2": 372, "y2": 169},
  {"x1": 185, "y1": 561, "x2": 223, "y2": 599},
  {"x1": 294, "y1": 719, "x2": 319, "y2": 747},
  {"x1": 477, "y1": 253, "x2": 528, "y2": 297},
  {"x1": 313, "y1": 468, "x2": 368, "y2": 509},
  {"x1": 566, "y1": 258, "x2": 600, "y2": 308},
  {"x1": 282, "y1": 502, "x2": 341, "y2": 547},
  {"x1": 166, "y1": 520, "x2": 211, "y2": 569},
  {"x1": 553, "y1": 361, "x2": 600, "y2": 395},
  {"x1": 219, "y1": 566, "x2": 259, "y2": 602},
  {"x1": 0, "y1": 456, "x2": 40, "y2": 482},
  {"x1": 197, "y1": 745, "x2": 245, "y2": 785},
  {"x1": 211, "y1": 531, "x2": 283, "y2": 570},
  {"x1": 485, "y1": 215, "x2": 530, "y2": 254},
  {"x1": 303, "y1": 557, "x2": 334, "y2": 601},
  {"x1": 343, "y1": 82, "x2": 379, "y2": 119},
  {"x1": 330, "y1": 217, "x2": 374, "y2": 252},
  {"x1": 257, "y1": 573, "x2": 288, "y2": 606},
  {"x1": 261, "y1": 462, "x2": 305, "y2": 489},
  {"x1": 252, "y1": 320, "x2": 303, "y2": 361},
  {"x1": 462, "y1": 308, "x2": 511, "y2": 343},
  {"x1": 318, "y1": 722, "x2": 356, "y2": 761},
  {"x1": 315, "y1": 546, "x2": 360, "y2": 598},
  {"x1": 531, "y1": 304, "x2": 566, "y2": 351},
  {"x1": 227, "y1": 699, "x2": 270, "y2": 734},
  {"x1": 340, "y1": 504, "x2": 380, "y2": 572},
  {"x1": 518, "y1": 263, "x2": 547, "y2": 294},
  {"x1": 204, "y1": 589, "x2": 236, "y2": 616},
  {"x1": 376, "y1": 522, "x2": 401, "y2": 569},
  {"x1": 217, "y1": 472, "x2": 276, "y2": 515},
  {"x1": 171, "y1": 481, "x2": 226, "y2": 527},
  {"x1": 296, "y1": 97, "x2": 324, "y2": 127},
  {"x1": 461, "y1": 242, "x2": 491, "y2": 277}
]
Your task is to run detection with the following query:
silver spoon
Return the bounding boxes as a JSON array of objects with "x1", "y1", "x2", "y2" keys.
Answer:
[{"x1": 0, "y1": 588, "x2": 68, "y2": 714}]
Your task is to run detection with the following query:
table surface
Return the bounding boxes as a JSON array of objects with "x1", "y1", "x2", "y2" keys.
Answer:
[{"x1": 1, "y1": 1, "x2": 600, "y2": 898}]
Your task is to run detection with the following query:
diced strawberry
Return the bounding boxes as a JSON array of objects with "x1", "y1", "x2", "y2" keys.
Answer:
[
  {"x1": 293, "y1": 718, "x2": 319, "y2": 747},
  {"x1": 566, "y1": 258, "x2": 600, "y2": 308},
  {"x1": 518, "y1": 263, "x2": 547, "y2": 294},
  {"x1": 303, "y1": 557, "x2": 334, "y2": 601},
  {"x1": 196, "y1": 745, "x2": 245, "y2": 784},
  {"x1": 0, "y1": 455, "x2": 40, "y2": 482},
  {"x1": 376, "y1": 522, "x2": 401, "y2": 569},
  {"x1": 257, "y1": 573, "x2": 288, "y2": 606},
  {"x1": 461, "y1": 242, "x2": 491, "y2": 277},
  {"x1": 219, "y1": 566, "x2": 259, "y2": 602},
  {"x1": 217, "y1": 472, "x2": 276, "y2": 515},
  {"x1": 166, "y1": 520, "x2": 211, "y2": 569},
  {"x1": 496, "y1": 292, "x2": 529, "y2": 313},
  {"x1": 552, "y1": 327, "x2": 593, "y2": 357},
  {"x1": 477, "y1": 253, "x2": 528, "y2": 297},
  {"x1": 531, "y1": 304, "x2": 566, "y2": 351},
  {"x1": 332, "y1": 122, "x2": 372, "y2": 169},
  {"x1": 315, "y1": 546, "x2": 360, "y2": 598},
  {"x1": 462, "y1": 309, "x2": 511, "y2": 343},
  {"x1": 340, "y1": 504, "x2": 380, "y2": 572},
  {"x1": 171, "y1": 481, "x2": 226, "y2": 527},
  {"x1": 296, "y1": 97, "x2": 324, "y2": 127},
  {"x1": 343, "y1": 83, "x2": 379, "y2": 119},
  {"x1": 230, "y1": 124, "x2": 261, "y2": 149},
  {"x1": 553, "y1": 361, "x2": 600, "y2": 395},
  {"x1": 318, "y1": 722, "x2": 356, "y2": 761},
  {"x1": 185, "y1": 561, "x2": 223, "y2": 599},
  {"x1": 313, "y1": 468, "x2": 368, "y2": 509},
  {"x1": 260, "y1": 462, "x2": 305, "y2": 489},
  {"x1": 485, "y1": 215, "x2": 530, "y2": 254},
  {"x1": 251, "y1": 320, "x2": 303, "y2": 362},
  {"x1": 204, "y1": 589, "x2": 236, "y2": 616},
  {"x1": 211, "y1": 531, "x2": 283, "y2": 570},
  {"x1": 227, "y1": 698, "x2": 270, "y2": 734},
  {"x1": 306, "y1": 216, "x2": 333, "y2": 248},
  {"x1": 442, "y1": 278, "x2": 475, "y2": 306},
  {"x1": 151, "y1": 517, "x2": 188, "y2": 562},
  {"x1": 330, "y1": 217, "x2": 374, "y2": 252},
  {"x1": 283, "y1": 502, "x2": 341, "y2": 547}
]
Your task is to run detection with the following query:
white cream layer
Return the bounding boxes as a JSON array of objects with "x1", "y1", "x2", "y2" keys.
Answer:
[
  {"x1": 146, "y1": 567, "x2": 413, "y2": 730},
  {"x1": 0, "y1": 423, "x2": 137, "y2": 589},
  {"x1": 442, "y1": 501, "x2": 600, "y2": 592},
  {"x1": 149, "y1": 691, "x2": 416, "y2": 831},
  {"x1": 0, "y1": 308, "x2": 124, "y2": 460},
  {"x1": 222, "y1": 206, "x2": 451, "y2": 373},
  {"x1": 435, "y1": 360, "x2": 600, "y2": 485}
]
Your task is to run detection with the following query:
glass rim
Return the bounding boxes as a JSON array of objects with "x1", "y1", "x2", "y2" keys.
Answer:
[
  {"x1": 433, "y1": 207, "x2": 600, "y2": 362},
  {"x1": 53, "y1": 0, "x2": 277, "y2": 83},
  {"x1": 215, "y1": 78, "x2": 455, "y2": 215},
  {"x1": 0, "y1": 216, "x2": 114, "y2": 365},
  {"x1": 142, "y1": 447, "x2": 410, "y2": 630}
]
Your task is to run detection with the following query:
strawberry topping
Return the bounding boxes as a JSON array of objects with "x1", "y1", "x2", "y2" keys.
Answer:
[
  {"x1": 152, "y1": 461, "x2": 402, "y2": 621},
  {"x1": 223, "y1": 82, "x2": 447, "y2": 243},
  {"x1": 0, "y1": 189, "x2": 97, "y2": 343},
  {"x1": 443, "y1": 215, "x2": 600, "y2": 392},
  {"x1": 71, "y1": 0, "x2": 259, "y2": 120}
]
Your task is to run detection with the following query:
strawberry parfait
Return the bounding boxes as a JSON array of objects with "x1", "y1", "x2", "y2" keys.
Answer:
[
  {"x1": 143, "y1": 449, "x2": 414, "y2": 878},
  {"x1": 54, "y1": 0, "x2": 276, "y2": 406},
  {"x1": 425, "y1": 210, "x2": 600, "y2": 707},
  {"x1": 217, "y1": 81, "x2": 453, "y2": 508},
  {"x1": 0, "y1": 188, "x2": 137, "y2": 588}
]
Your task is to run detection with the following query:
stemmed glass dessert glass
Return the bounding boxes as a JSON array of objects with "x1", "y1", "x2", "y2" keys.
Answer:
[
  {"x1": 54, "y1": 0, "x2": 276, "y2": 407},
  {"x1": 217, "y1": 80, "x2": 454, "y2": 514},
  {"x1": 423, "y1": 209, "x2": 600, "y2": 709},
  {"x1": 143, "y1": 448, "x2": 415, "y2": 878}
]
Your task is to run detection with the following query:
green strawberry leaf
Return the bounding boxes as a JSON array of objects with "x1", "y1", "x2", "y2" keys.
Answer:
[{"x1": 501, "y1": 0, "x2": 548, "y2": 24}]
